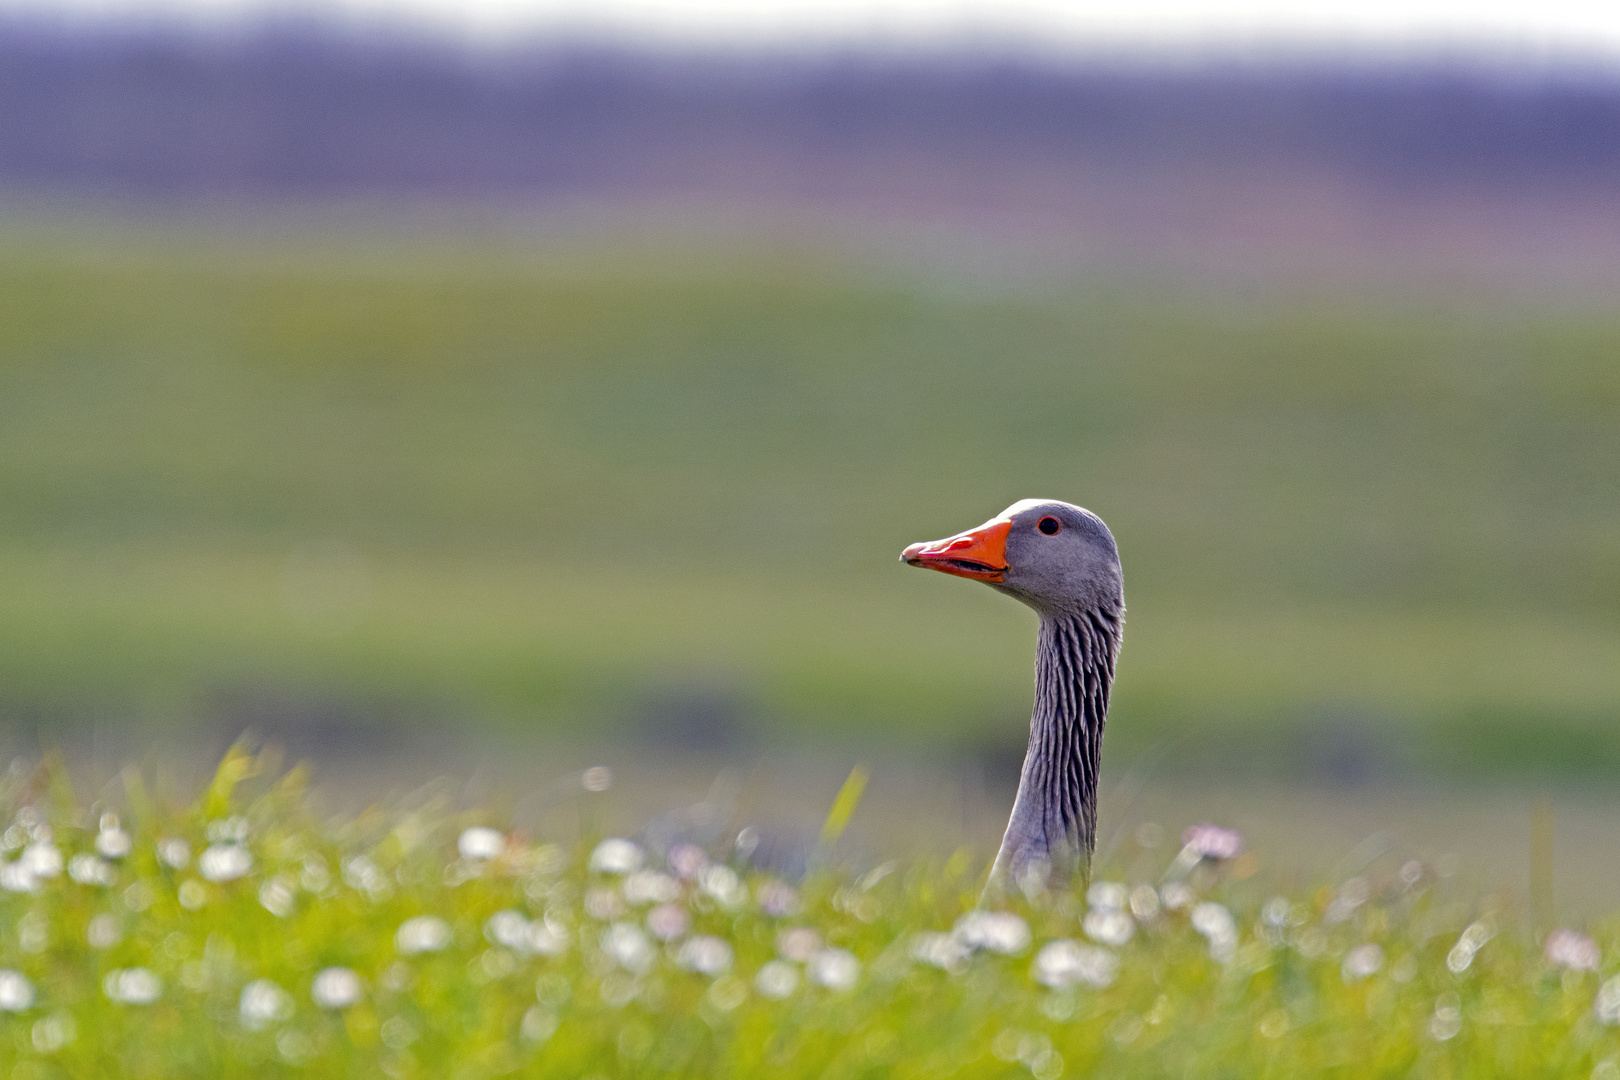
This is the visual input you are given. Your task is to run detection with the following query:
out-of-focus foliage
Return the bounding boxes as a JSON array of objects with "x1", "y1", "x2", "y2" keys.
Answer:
[
  {"x1": 1, "y1": 222, "x2": 1617, "y2": 769},
  {"x1": 0, "y1": 748, "x2": 1611, "y2": 1077}
]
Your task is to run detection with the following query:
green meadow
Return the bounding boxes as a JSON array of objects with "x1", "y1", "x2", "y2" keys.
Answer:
[
  {"x1": 0, "y1": 748, "x2": 1611, "y2": 1078},
  {"x1": 1, "y1": 217, "x2": 1617, "y2": 772}
]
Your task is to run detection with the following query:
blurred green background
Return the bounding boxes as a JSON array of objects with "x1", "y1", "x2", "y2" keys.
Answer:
[{"x1": 3, "y1": 216, "x2": 1615, "y2": 777}]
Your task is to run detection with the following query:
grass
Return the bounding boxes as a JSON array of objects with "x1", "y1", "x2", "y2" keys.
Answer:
[
  {"x1": 0, "y1": 746, "x2": 1614, "y2": 1078},
  {"x1": 1, "y1": 215, "x2": 1619, "y2": 770}
]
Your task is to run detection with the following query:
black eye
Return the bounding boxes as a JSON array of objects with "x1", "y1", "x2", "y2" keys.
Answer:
[{"x1": 1038, "y1": 517, "x2": 1061, "y2": 535}]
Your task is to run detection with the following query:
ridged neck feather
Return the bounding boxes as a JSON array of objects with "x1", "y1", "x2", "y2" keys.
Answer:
[{"x1": 991, "y1": 606, "x2": 1122, "y2": 888}]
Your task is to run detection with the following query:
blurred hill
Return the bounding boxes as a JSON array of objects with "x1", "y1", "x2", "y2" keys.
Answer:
[
  {"x1": 0, "y1": 219, "x2": 1616, "y2": 778},
  {"x1": 0, "y1": 25, "x2": 1618, "y2": 778},
  {"x1": 6, "y1": 26, "x2": 1620, "y2": 282}
]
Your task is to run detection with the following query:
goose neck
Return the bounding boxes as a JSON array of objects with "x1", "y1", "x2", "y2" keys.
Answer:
[{"x1": 996, "y1": 608, "x2": 1120, "y2": 884}]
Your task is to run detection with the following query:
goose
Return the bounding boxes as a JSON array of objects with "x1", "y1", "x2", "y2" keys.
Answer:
[{"x1": 902, "y1": 499, "x2": 1124, "y2": 890}]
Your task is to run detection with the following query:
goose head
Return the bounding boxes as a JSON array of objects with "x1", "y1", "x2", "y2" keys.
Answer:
[{"x1": 901, "y1": 498, "x2": 1122, "y2": 618}]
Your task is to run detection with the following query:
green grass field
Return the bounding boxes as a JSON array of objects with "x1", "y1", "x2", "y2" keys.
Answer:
[
  {"x1": 1, "y1": 216, "x2": 1618, "y2": 772},
  {"x1": 0, "y1": 747, "x2": 1613, "y2": 1078}
]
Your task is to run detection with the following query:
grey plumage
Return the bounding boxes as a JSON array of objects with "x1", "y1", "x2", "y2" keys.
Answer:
[{"x1": 902, "y1": 499, "x2": 1124, "y2": 890}]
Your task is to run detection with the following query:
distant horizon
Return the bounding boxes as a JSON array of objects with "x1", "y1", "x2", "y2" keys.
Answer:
[{"x1": 5, "y1": 0, "x2": 1620, "y2": 66}]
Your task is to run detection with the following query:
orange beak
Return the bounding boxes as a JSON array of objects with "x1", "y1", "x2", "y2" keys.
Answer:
[{"x1": 901, "y1": 517, "x2": 1011, "y2": 582}]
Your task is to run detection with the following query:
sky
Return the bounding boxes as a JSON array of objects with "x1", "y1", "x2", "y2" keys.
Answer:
[{"x1": 4, "y1": 0, "x2": 1620, "y2": 58}]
